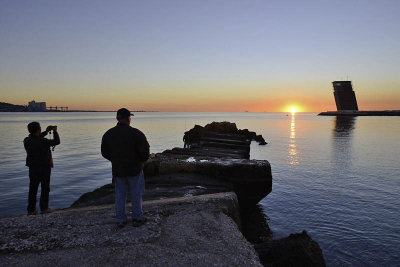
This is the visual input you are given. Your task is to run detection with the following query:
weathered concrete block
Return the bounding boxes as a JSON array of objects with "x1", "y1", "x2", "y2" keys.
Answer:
[{"x1": 145, "y1": 155, "x2": 272, "y2": 210}]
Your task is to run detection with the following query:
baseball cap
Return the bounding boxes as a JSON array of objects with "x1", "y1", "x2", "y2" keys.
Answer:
[{"x1": 116, "y1": 108, "x2": 134, "y2": 119}]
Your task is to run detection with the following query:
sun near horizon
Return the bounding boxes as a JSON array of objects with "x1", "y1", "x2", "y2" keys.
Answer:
[{"x1": 281, "y1": 104, "x2": 305, "y2": 114}]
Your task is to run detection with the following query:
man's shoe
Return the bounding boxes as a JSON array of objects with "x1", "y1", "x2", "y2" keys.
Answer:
[
  {"x1": 132, "y1": 217, "x2": 147, "y2": 227},
  {"x1": 27, "y1": 210, "x2": 38, "y2": 215},
  {"x1": 117, "y1": 221, "x2": 127, "y2": 229},
  {"x1": 41, "y1": 208, "x2": 52, "y2": 214}
]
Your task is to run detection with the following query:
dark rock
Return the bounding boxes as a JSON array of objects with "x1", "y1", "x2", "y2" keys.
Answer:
[
  {"x1": 204, "y1": 121, "x2": 238, "y2": 133},
  {"x1": 254, "y1": 230, "x2": 326, "y2": 267},
  {"x1": 183, "y1": 125, "x2": 203, "y2": 147},
  {"x1": 255, "y1": 135, "x2": 267, "y2": 145},
  {"x1": 184, "y1": 122, "x2": 268, "y2": 149},
  {"x1": 238, "y1": 129, "x2": 257, "y2": 140},
  {"x1": 242, "y1": 204, "x2": 272, "y2": 244}
]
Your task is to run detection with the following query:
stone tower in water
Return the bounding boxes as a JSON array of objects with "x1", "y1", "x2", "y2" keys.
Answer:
[{"x1": 332, "y1": 81, "x2": 359, "y2": 111}]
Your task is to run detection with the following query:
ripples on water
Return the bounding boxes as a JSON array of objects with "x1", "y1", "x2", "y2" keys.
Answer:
[{"x1": 0, "y1": 112, "x2": 399, "y2": 266}]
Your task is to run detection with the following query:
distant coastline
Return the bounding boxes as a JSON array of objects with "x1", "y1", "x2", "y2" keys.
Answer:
[
  {"x1": 0, "y1": 102, "x2": 157, "y2": 113},
  {"x1": 0, "y1": 102, "x2": 27, "y2": 112},
  {"x1": 56, "y1": 110, "x2": 158, "y2": 112}
]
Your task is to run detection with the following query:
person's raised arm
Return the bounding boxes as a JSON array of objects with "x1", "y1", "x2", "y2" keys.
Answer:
[
  {"x1": 40, "y1": 131, "x2": 48, "y2": 137},
  {"x1": 40, "y1": 126, "x2": 52, "y2": 137},
  {"x1": 44, "y1": 127, "x2": 60, "y2": 147}
]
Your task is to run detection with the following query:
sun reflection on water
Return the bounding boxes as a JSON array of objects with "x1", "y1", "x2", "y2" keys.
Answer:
[{"x1": 288, "y1": 113, "x2": 299, "y2": 165}]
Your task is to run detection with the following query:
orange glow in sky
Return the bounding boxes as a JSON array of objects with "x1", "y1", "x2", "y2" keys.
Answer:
[{"x1": 1, "y1": 2, "x2": 399, "y2": 112}]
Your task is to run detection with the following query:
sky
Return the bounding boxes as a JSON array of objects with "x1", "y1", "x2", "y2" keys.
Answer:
[{"x1": 1, "y1": 0, "x2": 399, "y2": 112}]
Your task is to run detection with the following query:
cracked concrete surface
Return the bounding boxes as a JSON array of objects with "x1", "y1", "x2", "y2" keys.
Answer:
[{"x1": 0, "y1": 192, "x2": 261, "y2": 266}]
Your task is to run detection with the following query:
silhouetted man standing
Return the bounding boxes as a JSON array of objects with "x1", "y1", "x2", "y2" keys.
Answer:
[
  {"x1": 24, "y1": 122, "x2": 60, "y2": 215},
  {"x1": 101, "y1": 108, "x2": 150, "y2": 228}
]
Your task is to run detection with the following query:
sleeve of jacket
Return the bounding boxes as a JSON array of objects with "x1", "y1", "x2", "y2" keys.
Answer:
[
  {"x1": 101, "y1": 133, "x2": 111, "y2": 161},
  {"x1": 137, "y1": 132, "x2": 150, "y2": 162},
  {"x1": 23, "y1": 137, "x2": 30, "y2": 152},
  {"x1": 44, "y1": 131, "x2": 60, "y2": 147}
]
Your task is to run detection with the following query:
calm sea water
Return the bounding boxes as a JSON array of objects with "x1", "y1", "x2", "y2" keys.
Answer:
[{"x1": 0, "y1": 112, "x2": 399, "y2": 266}]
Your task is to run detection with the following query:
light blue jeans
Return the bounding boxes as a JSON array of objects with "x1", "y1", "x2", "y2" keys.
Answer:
[{"x1": 114, "y1": 171, "x2": 145, "y2": 223}]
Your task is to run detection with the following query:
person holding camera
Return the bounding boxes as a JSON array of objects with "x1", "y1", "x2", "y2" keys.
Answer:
[
  {"x1": 101, "y1": 108, "x2": 150, "y2": 228},
  {"x1": 24, "y1": 122, "x2": 60, "y2": 215}
]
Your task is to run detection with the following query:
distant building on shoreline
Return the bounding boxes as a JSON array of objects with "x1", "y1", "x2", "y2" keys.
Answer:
[
  {"x1": 0, "y1": 101, "x2": 71, "y2": 112},
  {"x1": 28, "y1": 100, "x2": 46, "y2": 112},
  {"x1": 332, "y1": 81, "x2": 359, "y2": 111}
]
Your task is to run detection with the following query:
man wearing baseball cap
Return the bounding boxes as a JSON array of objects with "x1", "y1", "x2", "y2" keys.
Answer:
[{"x1": 101, "y1": 108, "x2": 150, "y2": 228}]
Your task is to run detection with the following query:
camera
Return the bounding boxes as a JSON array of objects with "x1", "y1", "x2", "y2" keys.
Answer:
[{"x1": 47, "y1": 125, "x2": 57, "y2": 132}]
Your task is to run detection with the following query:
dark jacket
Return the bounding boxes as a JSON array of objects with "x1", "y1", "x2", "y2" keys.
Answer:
[
  {"x1": 24, "y1": 131, "x2": 60, "y2": 168},
  {"x1": 101, "y1": 123, "x2": 150, "y2": 178}
]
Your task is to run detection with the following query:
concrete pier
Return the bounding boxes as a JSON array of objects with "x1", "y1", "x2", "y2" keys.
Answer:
[
  {"x1": 319, "y1": 110, "x2": 400, "y2": 116},
  {"x1": 0, "y1": 193, "x2": 262, "y2": 266}
]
